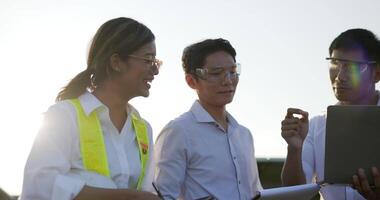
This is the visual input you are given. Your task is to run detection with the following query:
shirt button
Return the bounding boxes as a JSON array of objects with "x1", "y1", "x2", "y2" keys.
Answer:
[
  {"x1": 238, "y1": 180, "x2": 241, "y2": 184},
  {"x1": 233, "y1": 156, "x2": 236, "y2": 160}
]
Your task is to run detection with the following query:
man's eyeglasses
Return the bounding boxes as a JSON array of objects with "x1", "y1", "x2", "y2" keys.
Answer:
[
  {"x1": 326, "y1": 57, "x2": 376, "y2": 74},
  {"x1": 194, "y1": 63, "x2": 241, "y2": 83},
  {"x1": 128, "y1": 54, "x2": 163, "y2": 70}
]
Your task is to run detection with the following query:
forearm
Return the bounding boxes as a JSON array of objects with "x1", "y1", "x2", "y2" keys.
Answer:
[
  {"x1": 74, "y1": 186, "x2": 147, "y2": 200},
  {"x1": 281, "y1": 146, "x2": 306, "y2": 186}
]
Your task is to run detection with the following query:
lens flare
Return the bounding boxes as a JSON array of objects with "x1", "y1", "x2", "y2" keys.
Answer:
[{"x1": 350, "y1": 63, "x2": 360, "y2": 89}]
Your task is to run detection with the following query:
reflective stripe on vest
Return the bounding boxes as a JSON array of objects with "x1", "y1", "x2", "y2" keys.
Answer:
[{"x1": 69, "y1": 99, "x2": 149, "y2": 190}]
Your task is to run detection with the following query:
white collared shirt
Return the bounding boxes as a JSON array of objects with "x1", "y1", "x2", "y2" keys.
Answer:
[
  {"x1": 20, "y1": 92, "x2": 155, "y2": 200},
  {"x1": 154, "y1": 100, "x2": 262, "y2": 200},
  {"x1": 302, "y1": 92, "x2": 380, "y2": 200}
]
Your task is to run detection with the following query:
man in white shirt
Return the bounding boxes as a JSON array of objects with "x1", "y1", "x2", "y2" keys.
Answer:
[
  {"x1": 154, "y1": 38, "x2": 262, "y2": 200},
  {"x1": 281, "y1": 29, "x2": 380, "y2": 200}
]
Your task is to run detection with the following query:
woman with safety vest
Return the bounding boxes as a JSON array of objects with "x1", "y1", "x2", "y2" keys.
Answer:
[{"x1": 20, "y1": 17, "x2": 162, "y2": 200}]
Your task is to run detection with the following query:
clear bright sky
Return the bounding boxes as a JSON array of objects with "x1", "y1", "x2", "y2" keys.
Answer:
[{"x1": 1, "y1": 0, "x2": 380, "y2": 195}]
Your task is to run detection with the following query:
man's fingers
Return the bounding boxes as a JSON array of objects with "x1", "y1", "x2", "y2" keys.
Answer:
[
  {"x1": 286, "y1": 108, "x2": 309, "y2": 120},
  {"x1": 281, "y1": 130, "x2": 298, "y2": 138},
  {"x1": 281, "y1": 118, "x2": 301, "y2": 126},
  {"x1": 353, "y1": 168, "x2": 380, "y2": 198},
  {"x1": 300, "y1": 111, "x2": 309, "y2": 122},
  {"x1": 353, "y1": 174, "x2": 363, "y2": 194},
  {"x1": 358, "y1": 168, "x2": 373, "y2": 195},
  {"x1": 372, "y1": 167, "x2": 380, "y2": 185},
  {"x1": 281, "y1": 124, "x2": 300, "y2": 131},
  {"x1": 286, "y1": 108, "x2": 302, "y2": 118}
]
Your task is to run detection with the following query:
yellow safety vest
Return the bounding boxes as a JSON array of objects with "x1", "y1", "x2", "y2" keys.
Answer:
[{"x1": 69, "y1": 99, "x2": 149, "y2": 190}]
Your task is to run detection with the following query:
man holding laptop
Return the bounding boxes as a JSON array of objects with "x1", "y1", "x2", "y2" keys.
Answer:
[{"x1": 281, "y1": 29, "x2": 380, "y2": 199}]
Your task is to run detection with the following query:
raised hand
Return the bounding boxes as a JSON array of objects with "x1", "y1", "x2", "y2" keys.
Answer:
[{"x1": 281, "y1": 108, "x2": 309, "y2": 150}]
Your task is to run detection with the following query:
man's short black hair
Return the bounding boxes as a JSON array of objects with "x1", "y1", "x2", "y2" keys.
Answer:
[
  {"x1": 182, "y1": 38, "x2": 236, "y2": 74},
  {"x1": 329, "y1": 28, "x2": 380, "y2": 63}
]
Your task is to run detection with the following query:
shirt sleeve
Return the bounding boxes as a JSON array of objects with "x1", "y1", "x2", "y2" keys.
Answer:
[
  {"x1": 20, "y1": 103, "x2": 85, "y2": 200},
  {"x1": 154, "y1": 121, "x2": 188, "y2": 200},
  {"x1": 302, "y1": 117, "x2": 317, "y2": 183},
  {"x1": 250, "y1": 134, "x2": 263, "y2": 191}
]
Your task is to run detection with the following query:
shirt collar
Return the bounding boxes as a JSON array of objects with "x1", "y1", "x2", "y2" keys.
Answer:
[
  {"x1": 78, "y1": 92, "x2": 104, "y2": 116},
  {"x1": 190, "y1": 100, "x2": 239, "y2": 127},
  {"x1": 77, "y1": 91, "x2": 140, "y2": 117}
]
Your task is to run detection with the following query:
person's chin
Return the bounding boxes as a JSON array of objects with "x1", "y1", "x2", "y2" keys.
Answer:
[
  {"x1": 137, "y1": 88, "x2": 150, "y2": 98},
  {"x1": 334, "y1": 88, "x2": 355, "y2": 101},
  {"x1": 218, "y1": 91, "x2": 235, "y2": 99},
  {"x1": 218, "y1": 97, "x2": 234, "y2": 106},
  {"x1": 141, "y1": 90, "x2": 150, "y2": 97},
  {"x1": 335, "y1": 92, "x2": 353, "y2": 103}
]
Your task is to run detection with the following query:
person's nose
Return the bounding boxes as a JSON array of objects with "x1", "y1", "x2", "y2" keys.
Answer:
[
  {"x1": 222, "y1": 72, "x2": 233, "y2": 85},
  {"x1": 151, "y1": 63, "x2": 159, "y2": 76},
  {"x1": 336, "y1": 63, "x2": 349, "y2": 82}
]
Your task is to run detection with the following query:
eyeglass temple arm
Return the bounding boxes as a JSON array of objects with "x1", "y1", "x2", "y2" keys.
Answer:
[{"x1": 326, "y1": 57, "x2": 376, "y2": 64}]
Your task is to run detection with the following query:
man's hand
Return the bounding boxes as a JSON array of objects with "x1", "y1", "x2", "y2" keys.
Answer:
[
  {"x1": 281, "y1": 108, "x2": 309, "y2": 150},
  {"x1": 353, "y1": 167, "x2": 380, "y2": 200}
]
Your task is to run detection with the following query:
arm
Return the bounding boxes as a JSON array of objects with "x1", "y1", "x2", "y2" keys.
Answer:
[
  {"x1": 281, "y1": 146, "x2": 306, "y2": 185},
  {"x1": 248, "y1": 132, "x2": 263, "y2": 191},
  {"x1": 21, "y1": 104, "x2": 83, "y2": 200},
  {"x1": 281, "y1": 108, "x2": 309, "y2": 186},
  {"x1": 74, "y1": 186, "x2": 160, "y2": 200},
  {"x1": 154, "y1": 122, "x2": 188, "y2": 200}
]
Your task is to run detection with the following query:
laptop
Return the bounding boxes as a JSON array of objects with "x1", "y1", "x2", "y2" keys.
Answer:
[{"x1": 324, "y1": 105, "x2": 380, "y2": 185}]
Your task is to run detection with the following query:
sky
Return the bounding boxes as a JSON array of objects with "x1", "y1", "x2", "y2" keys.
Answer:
[{"x1": 1, "y1": 0, "x2": 380, "y2": 195}]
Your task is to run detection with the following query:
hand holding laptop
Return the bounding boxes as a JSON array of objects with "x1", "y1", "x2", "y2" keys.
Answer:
[
  {"x1": 353, "y1": 167, "x2": 380, "y2": 200},
  {"x1": 325, "y1": 106, "x2": 380, "y2": 199}
]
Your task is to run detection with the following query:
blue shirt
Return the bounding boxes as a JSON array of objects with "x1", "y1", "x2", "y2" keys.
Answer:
[{"x1": 154, "y1": 101, "x2": 262, "y2": 200}]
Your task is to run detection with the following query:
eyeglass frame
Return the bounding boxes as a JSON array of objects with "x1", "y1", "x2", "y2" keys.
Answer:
[
  {"x1": 192, "y1": 63, "x2": 241, "y2": 83},
  {"x1": 127, "y1": 54, "x2": 163, "y2": 70},
  {"x1": 326, "y1": 57, "x2": 377, "y2": 74}
]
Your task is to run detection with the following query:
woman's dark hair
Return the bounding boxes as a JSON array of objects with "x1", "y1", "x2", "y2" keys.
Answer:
[
  {"x1": 56, "y1": 17, "x2": 155, "y2": 101},
  {"x1": 182, "y1": 38, "x2": 236, "y2": 74},
  {"x1": 329, "y1": 28, "x2": 380, "y2": 62}
]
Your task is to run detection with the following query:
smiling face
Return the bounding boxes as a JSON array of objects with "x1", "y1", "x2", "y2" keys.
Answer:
[
  {"x1": 187, "y1": 50, "x2": 239, "y2": 108},
  {"x1": 329, "y1": 48, "x2": 379, "y2": 104},
  {"x1": 113, "y1": 41, "x2": 159, "y2": 99}
]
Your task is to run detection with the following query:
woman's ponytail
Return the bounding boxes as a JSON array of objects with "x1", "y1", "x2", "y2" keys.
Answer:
[{"x1": 55, "y1": 69, "x2": 92, "y2": 102}]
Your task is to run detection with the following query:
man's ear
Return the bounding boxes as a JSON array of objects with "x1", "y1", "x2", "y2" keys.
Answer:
[
  {"x1": 110, "y1": 53, "x2": 122, "y2": 72},
  {"x1": 374, "y1": 65, "x2": 380, "y2": 83},
  {"x1": 185, "y1": 74, "x2": 198, "y2": 89}
]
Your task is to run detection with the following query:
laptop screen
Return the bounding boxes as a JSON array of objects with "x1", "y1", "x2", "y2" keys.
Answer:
[{"x1": 324, "y1": 105, "x2": 380, "y2": 185}]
